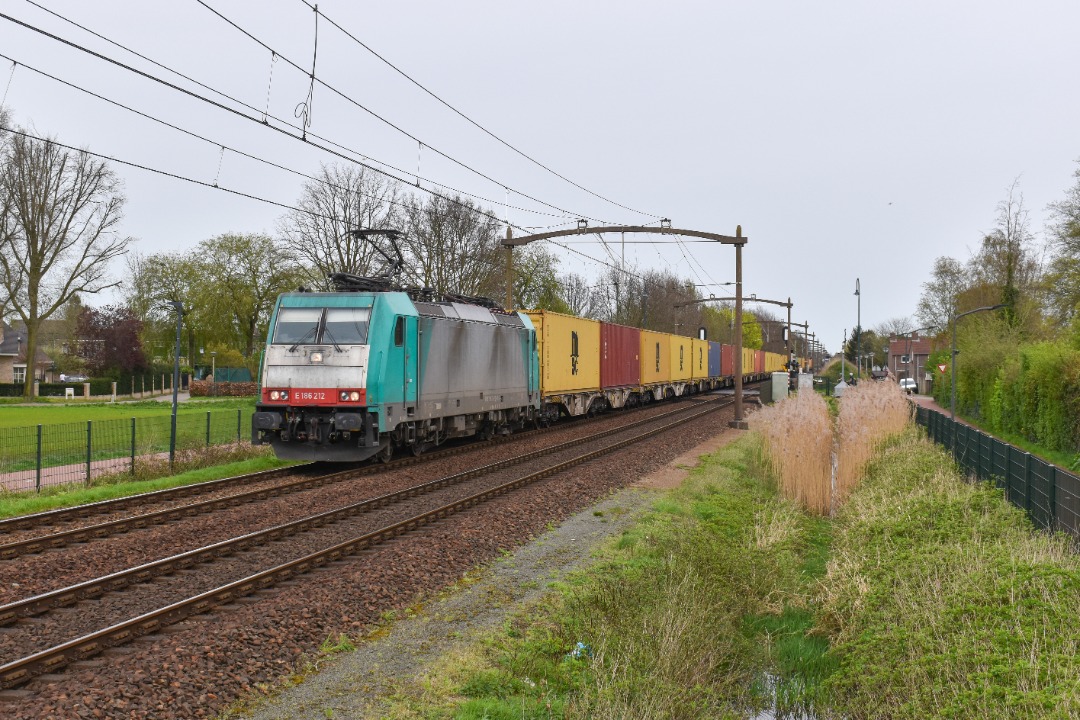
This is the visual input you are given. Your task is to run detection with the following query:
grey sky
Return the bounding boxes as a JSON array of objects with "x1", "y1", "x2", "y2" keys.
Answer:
[{"x1": 2, "y1": 0, "x2": 1077, "y2": 353}]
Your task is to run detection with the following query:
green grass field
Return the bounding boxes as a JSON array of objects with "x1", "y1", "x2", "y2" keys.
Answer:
[
  {"x1": 0, "y1": 398, "x2": 259, "y2": 475},
  {"x1": 0, "y1": 397, "x2": 256, "y2": 428}
]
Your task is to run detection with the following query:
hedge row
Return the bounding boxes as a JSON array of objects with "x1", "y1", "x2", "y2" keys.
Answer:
[
  {"x1": 189, "y1": 380, "x2": 259, "y2": 397},
  {"x1": 934, "y1": 340, "x2": 1080, "y2": 453}
]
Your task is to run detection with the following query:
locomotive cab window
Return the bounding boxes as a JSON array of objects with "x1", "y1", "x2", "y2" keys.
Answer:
[
  {"x1": 324, "y1": 307, "x2": 371, "y2": 345},
  {"x1": 273, "y1": 307, "x2": 372, "y2": 345},
  {"x1": 273, "y1": 307, "x2": 323, "y2": 345},
  {"x1": 394, "y1": 316, "x2": 405, "y2": 347}
]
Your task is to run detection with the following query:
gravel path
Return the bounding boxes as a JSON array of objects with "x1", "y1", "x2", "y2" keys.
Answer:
[{"x1": 237, "y1": 429, "x2": 741, "y2": 719}]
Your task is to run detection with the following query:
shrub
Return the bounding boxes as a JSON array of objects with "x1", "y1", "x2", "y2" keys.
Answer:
[{"x1": 189, "y1": 380, "x2": 259, "y2": 397}]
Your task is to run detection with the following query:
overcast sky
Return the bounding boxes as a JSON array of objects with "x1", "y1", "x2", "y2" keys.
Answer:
[{"x1": 2, "y1": 0, "x2": 1078, "y2": 353}]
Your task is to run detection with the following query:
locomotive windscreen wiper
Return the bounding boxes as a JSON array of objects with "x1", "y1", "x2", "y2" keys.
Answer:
[
  {"x1": 288, "y1": 325, "x2": 319, "y2": 352},
  {"x1": 321, "y1": 325, "x2": 344, "y2": 352}
]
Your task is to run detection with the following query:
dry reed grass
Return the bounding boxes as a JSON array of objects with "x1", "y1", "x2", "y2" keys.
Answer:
[
  {"x1": 749, "y1": 389, "x2": 833, "y2": 514},
  {"x1": 836, "y1": 381, "x2": 911, "y2": 503}
]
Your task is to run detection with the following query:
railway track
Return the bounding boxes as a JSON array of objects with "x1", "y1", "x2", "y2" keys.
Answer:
[
  {"x1": 0, "y1": 401, "x2": 678, "y2": 559},
  {"x1": 0, "y1": 396, "x2": 729, "y2": 690}
]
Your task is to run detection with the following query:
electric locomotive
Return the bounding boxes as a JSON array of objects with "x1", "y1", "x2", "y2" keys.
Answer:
[{"x1": 252, "y1": 271, "x2": 539, "y2": 463}]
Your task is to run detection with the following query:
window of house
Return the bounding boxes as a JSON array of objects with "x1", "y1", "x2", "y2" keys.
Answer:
[{"x1": 13, "y1": 366, "x2": 26, "y2": 384}]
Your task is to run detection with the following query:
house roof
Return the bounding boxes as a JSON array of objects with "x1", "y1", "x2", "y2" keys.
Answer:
[
  {"x1": 888, "y1": 335, "x2": 935, "y2": 355},
  {"x1": 0, "y1": 321, "x2": 53, "y2": 365}
]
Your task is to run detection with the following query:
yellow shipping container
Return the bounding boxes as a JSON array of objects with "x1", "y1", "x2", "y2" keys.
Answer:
[
  {"x1": 669, "y1": 335, "x2": 692, "y2": 381},
  {"x1": 525, "y1": 310, "x2": 600, "y2": 395},
  {"x1": 640, "y1": 330, "x2": 672, "y2": 385},
  {"x1": 691, "y1": 338, "x2": 710, "y2": 380},
  {"x1": 742, "y1": 346, "x2": 757, "y2": 376},
  {"x1": 765, "y1": 350, "x2": 786, "y2": 373}
]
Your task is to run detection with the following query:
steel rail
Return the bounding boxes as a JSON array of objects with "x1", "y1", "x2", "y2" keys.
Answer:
[
  {"x1": 0, "y1": 464, "x2": 312, "y2": 535},
  {"x1": 0, "y1": 399, "x2": 728, "y2": 689},
  {"x1": 0, "y1": 393, "x2": 689, "y2": 541},
  {"x1": 0, "y1": 421, "x2": 566, "y2": 558},
  {"x1": 0, "y1": 400, "x2": 707, "y2": 626}
]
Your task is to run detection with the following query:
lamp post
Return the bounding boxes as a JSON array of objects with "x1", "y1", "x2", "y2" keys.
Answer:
[
  {"x1": 210, "y1": 351, "x2": 217, "y2": 396},
  {"x1": 167, "y1": 301, "x2": 183, "y2": 469},
  {"x1": 853, "y1": 278, "x2": 861, "y2": 381},
  {"x1": 950, "y1": 304, "x2": 1006, "y2": 421}
]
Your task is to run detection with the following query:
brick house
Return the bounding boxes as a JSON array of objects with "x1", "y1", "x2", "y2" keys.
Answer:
[
  {"x1": 0, "y1": 320, "x2": 57, "y2": 384},
  {"x1": 887, "y1": 333, "x2": 936, "y2": 395}
]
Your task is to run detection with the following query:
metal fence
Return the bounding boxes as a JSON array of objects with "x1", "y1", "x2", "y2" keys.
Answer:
[
  {"x1": 0, "y1": 408, "x2": 254, "y2": 493},
  {"x1": 915, "y1": 405, "x2": 1080, "y2": 539}
]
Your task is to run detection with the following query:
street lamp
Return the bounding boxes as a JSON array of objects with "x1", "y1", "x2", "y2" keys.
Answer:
[
  {"x1": 950, "y1": 304, "x2": 1006, "y2": 421},
  {"x1": 166, "y1": 301, "x2": 183, "y2": 468},
  {"x1": 854, "y1": 279, "x2": 861, "y2": 380}
]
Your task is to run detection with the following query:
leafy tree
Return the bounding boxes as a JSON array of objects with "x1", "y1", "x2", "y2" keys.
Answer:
[
  {"x1": 1045, "y1": 160, "x2": 1080, "y2": 329},
  {"x1": 124, "y1": 250, "x2": 204, "y2": 365},
  {"x1": 277, "y1": 163, "x2": 401, "y2": 288},
  {"x1": 511, "y1": 245, "x2": 569, "y2": 312},
  {"x1": 0, "y1": 128, "x2": 128, "y2": 396},
  {"x1": 75, "y1": 305, "x2": 147, "y2": 375},
  {"x1": 916, "y1": 257, "x2": 966, "y2": 331},
  {"x1": 194, "y1": 233, "x2": 305, "y2": 357}
]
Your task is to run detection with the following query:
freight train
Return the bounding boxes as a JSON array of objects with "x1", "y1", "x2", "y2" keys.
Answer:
[{"x1": 252, "y1": 276, "x2": 805, "y2": 462}]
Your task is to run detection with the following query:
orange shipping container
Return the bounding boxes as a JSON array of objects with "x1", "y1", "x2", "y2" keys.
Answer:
[
  {"x1": 640, "y1": 330, "x2": 672, "y2": 385},
  {"x1": 524, "y1": 310, "x2": 601, "y2": 395}
]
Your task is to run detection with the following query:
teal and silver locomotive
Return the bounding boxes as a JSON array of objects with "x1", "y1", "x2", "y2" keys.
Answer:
[{"x1": 252, "y1": 271, "x2": 539, "y2": 462}]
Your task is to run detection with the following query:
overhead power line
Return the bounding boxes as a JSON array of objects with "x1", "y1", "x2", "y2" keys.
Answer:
[
  {"x1": 0, "y1": 50, "x2": 572, "y2": 221},
  {"x1": 297, "y1": 0, "x2": 662, "y2": 220},
  {"x1": 9, "y1": 4, "x2": 602, "y2": 224},
  {"x1": 0, "y1": 10, "x2": 593, "y2": 231},
  {"x1": 192, "y1": 0, "x2": 617, "y2": 223}
]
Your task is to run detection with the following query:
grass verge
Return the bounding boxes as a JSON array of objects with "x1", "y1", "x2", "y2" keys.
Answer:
[
  {"x1": 819, "y1": 428, "x2": 1080, "y2": 718},
  {"x1": 364, "y1": 424, "x2": 1080, "y2": 719},
  {"x1": 380, "y1": 434, "x2": 831, "y2": 719},
  {"x1": 0, "y1": 447, "x2": 294, "y2": 519}
]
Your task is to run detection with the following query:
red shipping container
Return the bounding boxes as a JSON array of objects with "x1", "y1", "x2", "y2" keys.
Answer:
[
  {"x1": 755, "y1": 350, "x2": 766, "y2": 374},
  {"x1": 721, "y1": 344, "x2": 734, "y2": 377},
  {"x1": 600, "y1": 322, "x2": 641, "y2": 388}
]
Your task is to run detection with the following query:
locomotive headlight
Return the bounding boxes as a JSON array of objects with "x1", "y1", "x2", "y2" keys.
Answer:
[
  {"x1": 270, "y1": 390, "x2": 280, "y2": 400},
  {"x1": 349, "y1": 391, "x2": 360, "y2": 401},
  {"x1": 310, "y1": 352, "x2": 323, "y2": 364},
  {"x1": 280, "y1": 391, "x2": 289, "y2": 401},
  {"x1": 340, "y1": 391, "x2": 349, "y2": 401}
]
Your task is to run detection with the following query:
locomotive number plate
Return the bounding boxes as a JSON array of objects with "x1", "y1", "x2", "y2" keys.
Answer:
[{"x1": 296, "y1": 391, "x2": 327, "y2": 401}]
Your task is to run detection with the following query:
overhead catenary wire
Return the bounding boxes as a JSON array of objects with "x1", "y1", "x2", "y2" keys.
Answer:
[
  {"x1": 0, "y1": 50, "x2": 576, "y2": 221},
  {"x1": 0, "y1": 15, "x2": 594, "y2": 233},
  {"x1": 297, "y1": 0, "x2": 662, "y2": 221},
  {"x1": 191, "y1": 0, "x2": 617, "y2": 224},
  {"x1": 7, "y1": 5, "x2": 592, "y2": 224}
]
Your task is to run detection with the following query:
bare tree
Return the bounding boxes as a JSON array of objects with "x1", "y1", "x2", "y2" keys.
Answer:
[
  {"x1": 400, "y1": 194, "x2": 501, "y2": 297},
  {"x1": 968, "y1": 180, "x2": 1043, "y2": 327},
  {"x1": 0, "y1": 129, "x2": 127, "y2": 396},
  {"x1": 875, "y1": 316, "x2": 915, "y2": 338},
  {"x1": 277, "y1": 163, "x2": 401, "y2": 288},
  {"x1": 559, "y1": 273, "x2": 596, "y2": 317}
]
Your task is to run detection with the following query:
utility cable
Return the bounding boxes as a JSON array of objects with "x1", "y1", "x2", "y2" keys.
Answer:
[
  {"x1": 192, "y1": 0, "x2": 615, "y2": 223},
  {"x1": 0, "y1": 12, "x2": 581, "y2": 230},
  {"x1": 10, "y1": 4, "x2": 585, "y2": 223},
  {"x1": 0, "y1": 50, "x2": 571, "y2": 220},
  {"x1": 298, "y1": 0, "x2": 662, "y2": 220}
]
